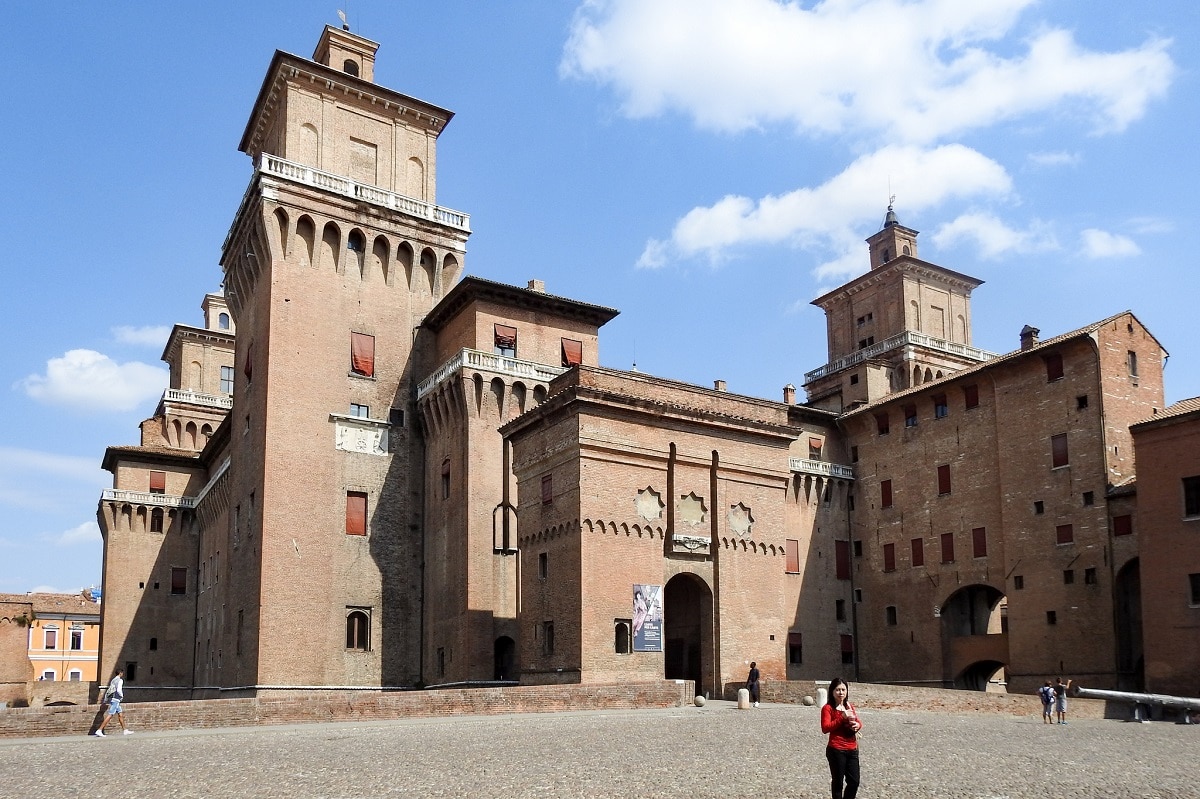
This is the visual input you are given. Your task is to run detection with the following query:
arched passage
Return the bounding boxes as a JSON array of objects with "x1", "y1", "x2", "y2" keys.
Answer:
[
  {"x1": 663, "y1": 572, "x2": 714, "y2": 696},
  {"x1": 1115, "y1": 558, "x2": 1143, "y2": 691},
  {"x1": 940, "y1": 584, "x2": 1008, "y2": 691},
  {"x1": 493, "y1": 636, "x2": 516, "y2": 682}
]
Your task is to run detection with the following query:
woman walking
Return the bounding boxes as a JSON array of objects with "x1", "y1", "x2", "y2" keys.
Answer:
[{"x1": 821, "y1": 677, "x2": 861, "y2": 799}]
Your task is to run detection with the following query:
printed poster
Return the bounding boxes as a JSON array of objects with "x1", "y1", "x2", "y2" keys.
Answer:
[{"x1": 633, "y1": 583, "x2": 663, "y2": 652}]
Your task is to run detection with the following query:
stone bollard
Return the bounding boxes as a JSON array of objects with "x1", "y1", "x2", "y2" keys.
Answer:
[
  {"x1": 816, "y1": 680, "x2": 831, "y2": 708},
  {"x1": 737, "y1": 687, "x2": 751, "y2": 709}
]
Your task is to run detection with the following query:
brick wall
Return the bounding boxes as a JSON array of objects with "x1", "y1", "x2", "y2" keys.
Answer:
[{"x1": 0, "y1": 681, "x2": 691, "y2": 740}]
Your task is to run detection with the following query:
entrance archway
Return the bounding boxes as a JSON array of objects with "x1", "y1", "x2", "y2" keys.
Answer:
[
  {"x1": 1114, "y1": 558, "x2": 1143, "y2": 691},
  {"x1": 663, "y1": 573, "x2": 714, "y2": 696},
  {"x1": 493, "y1": 636, "x2": 516, "y2": 682},
  {"x1": 940, "y1": 584, "x2": 1008, "y2": 690}
]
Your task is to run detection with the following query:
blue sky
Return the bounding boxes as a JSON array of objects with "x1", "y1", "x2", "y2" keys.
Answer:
[{"x1": 1, "y1": 0, "x2": 1197, "y2": 594}]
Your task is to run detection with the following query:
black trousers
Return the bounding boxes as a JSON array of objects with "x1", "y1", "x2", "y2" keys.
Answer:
[{"x1": 825, "y1": 745, "x2": 860, "y2": 799}]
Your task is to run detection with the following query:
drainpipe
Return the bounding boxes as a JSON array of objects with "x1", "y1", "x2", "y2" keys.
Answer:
[{"x1": 846, "y1": 482, "x2": 861, "y2": 684}]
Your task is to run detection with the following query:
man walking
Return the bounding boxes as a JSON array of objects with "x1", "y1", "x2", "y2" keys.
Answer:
[{"x1": 93, "y1": 668, "x2": 133, "y2": 736}]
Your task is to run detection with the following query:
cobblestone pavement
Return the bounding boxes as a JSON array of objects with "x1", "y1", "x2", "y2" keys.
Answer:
[{"x1": 1, "y1": 702, "x2": 1194, "y2": 799}]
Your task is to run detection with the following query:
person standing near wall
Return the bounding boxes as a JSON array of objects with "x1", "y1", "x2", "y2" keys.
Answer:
[
  {"x1": 745, "y1": 661, "x2": 761, "y2": 707},
  {"x1": 821, "y1": 677, "x2": 862, "y2": 799},
  {"x1": 1054, "y1": 677, "x2": 1073, "y2": 725},
  {"x1": 1039, "y1": 681, "x2": 1056, "y2": 723},
  {"x1": 92, "y1": 669, "x2": 133, "y2": 736}
]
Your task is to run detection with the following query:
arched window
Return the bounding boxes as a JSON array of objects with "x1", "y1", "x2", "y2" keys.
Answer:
[
  {"x1": 218, "y1": 312, "x2": 230, "y2": 330},
  {"x1": 343, "y1": 59, "x2": 359, "y2": 77},
  {"x1": 150, "y1": 508, "x2": 164, "y2": 534},
  {"x1": 614, "y1": 620, "x2": 632, "y2": 654},
  {"x1": 346, "y1": 610, "x2": 370, "y2": 650}
]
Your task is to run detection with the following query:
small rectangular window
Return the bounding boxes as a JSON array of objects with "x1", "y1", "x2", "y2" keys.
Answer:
[
  {"x1": 885, "y1": 606, "x2": 898, "y2": 626},
  {"x1": 964, "y1": 384, "x2": 979, "y2": 409},
  {"x1": 1113, "y1": 514, "x2": 1133, "y2": 536},
  {"x1": 349, "y1": 403, "x2": 370, "y2": 418},
  {"x1": 972, "y1": 527, "x2": 987, "y2": 558},
  {"x1": 785, "y1": 539, "x2": 800, "y2": 574},
  {"x1": 937, "y1": 465, "x2": 951, "y2": 496},
  {"x1": 149, "y1": 471, "x2": 166, "y2": 494},
  {"x1": 70, "y1": 629, "x2": 84, "y2": 650},
  {"x1": 835, "y1": 599, "x2": 846, "y2": 621},
  {"x1": 170, "y1": 567, "x2": 187, "y2": 595},
  {"x1": 835, "y1": 540, "x2": 851, "y2": 580},
  {"x1": 44, "y1": 628, "x2": 57, "y2": 650},
  {"x1": 881, "y1": 479, "x2": 893, "y2": 509},
  {"x1": 542, "y1": 621, "x2": 555, "y2": 656},
  {"x1": 875, "y1": 413, "x2": 890, "y2": 436},
  {"x1": 494, "y1": 324, "x2": 517, "y2": 357},
  {"x1": 850, "y1": 446, "x2": 859, "y2": 463},
  {"x1": 1045, "y1": 353, "x2": 1064, "y2": 381},
  {"x1": 1085, "y1": 568, "x2": 1097, "y2": 585},
  {"x1": 350, "y1": 332, "x2": 375, "y2": 377},
  {"x1": 1034, "y1": 500, "x2": 1045, "y2": 515},
  {"x1": 883, "y1": 542, "x2": 896, "y2": 572},
  {"x1": 1046, "y1": 610, "x2": 1057, "y2": 625},
  {"x1": 940, "y1": 532, "x2": 954, "y2": 563},
  {"x1": 1014, "y1": 575, "x2": 1024, "y2": 590},
  {"x1": 788, "y1": 632, "x2": 802, "y2": 665},
  {"x1": 219, "y1": 365, "x2": 234, "y2": 394},
  {"x1": 903, "y1": 404, "x2": 918, "y2": 428},
  {"x1": 1128, "y1": 350, "x2": 1138, "y2": 377},
  {"x1": 1184, "y1": 476, "x2": 1200, "y2": 517},
  {"x1": 1076, "y1": 395, "x2": 1089, "y2": 410},
  {"x1": 1190, "y1": 574, "x2": 1200, "y2": 606},
  {"x1": 853, "y1": 540, "x2": 862, "y2": 557},
  {"x1": 933, "y1": 394, "x2": 948, "y2": 419},
  {"x1": 346, "y1": 492, "x2": 367, "y2": 536},
  {"x1": 561, "y1": 338, "x2": 583, "y2": 367},
  {"x1": 538, "y1": 552, "x2": 548, "y2": 580},
  {"x1": 541, "y1": 474, "x2": 553, "y2": 505},
  {"x1": 1063, "y1": 569, "x2": 1075, "y2": 585},
  {"x1": 1056, "y1": 524, "x2": 1074, "y2": 545},
  {"x1": 911, "y1": 538, "x2": 924, "y2": 567},
  {"x1": 840, "y1": 634, "x2": 854, "y2": 665},
  {"x1": 849, "y1": 374, "x2": 859, "y2": 385},
  {"x1": 847, "y1": 494, "x2": 855, "y2": 512},
  {"x1": 809, "y1": 437, "x2": 823, "y2": 461},
  {"x1": 389, "y1": 407, "x2": 405, "y2": 426},
  {"x1": 1082, "y1": 491, "x2": 1094, "y2": 506},
  {"x1": 1051, "y1": 434, "x2": 1069, "y2": 468}
]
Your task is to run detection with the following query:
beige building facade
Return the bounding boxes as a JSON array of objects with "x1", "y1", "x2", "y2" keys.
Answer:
[{"x1": 96, "y1": 24, "x2": 1196, "y2": 701}]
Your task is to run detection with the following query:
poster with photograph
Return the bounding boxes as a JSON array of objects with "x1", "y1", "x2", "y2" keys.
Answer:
[{"x1": 633, "y1": 584, "x2": 663, "y2": 652}]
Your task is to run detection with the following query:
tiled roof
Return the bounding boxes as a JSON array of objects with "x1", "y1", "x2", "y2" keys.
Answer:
[{"x1": 1133, "y1": 395, "x2": 1200, "y2": 427}]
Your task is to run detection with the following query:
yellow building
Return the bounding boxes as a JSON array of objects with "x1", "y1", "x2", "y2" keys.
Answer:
[{"x1": 27, "y1": 592, "x2": 101, "y2": 683}]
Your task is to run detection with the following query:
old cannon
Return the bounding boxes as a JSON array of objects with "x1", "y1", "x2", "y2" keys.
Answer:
[{"x1": 1071, "y1": 685, "x2": 1200, "y2": 724}]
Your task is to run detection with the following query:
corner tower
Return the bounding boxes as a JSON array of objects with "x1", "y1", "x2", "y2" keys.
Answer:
[
  {"x1": 804, "y1": 205, "x2": 994, "y2": 411},
  {"x1": 216, "y1": 24, "x2": 471, "y2": 691}
]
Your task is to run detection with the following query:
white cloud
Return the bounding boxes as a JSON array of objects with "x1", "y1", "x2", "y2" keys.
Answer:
[
  {"x1": 112, "y1": 325, "x2": 170, "y2": 348},
  {"x1": 638, "y1": 144, "x2": 1012, "y2": 273},
  {"x1": 0, "y1": 448, "x2": 107, "y2": 485},
  {"x1": 1127, "y1": 217, "x2": 1173, "y2": 235},
  {"x1": 931, "y1": 212, "x2": 1059, "y2": 259},
  {"x1": 562, "y1": 0, "x2": 1174, "y2": 144},
  {"x1": 1027, "y1": 151, "x2": 1080, "y2": 168},
  {"x1": 1080, "y1": 228, "x2": 1140, "y2": 259},
  {"x1": 52, "y1": 521, "x2": 102, "y2": 548},
  {"x1": 17, "y1": 349, "x2": 167, "y2": 413}
]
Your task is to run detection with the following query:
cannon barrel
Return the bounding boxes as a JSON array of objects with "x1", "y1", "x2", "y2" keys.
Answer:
[{"x1": 1072, "y1": 685, "x2": 1200, "y2": 711}]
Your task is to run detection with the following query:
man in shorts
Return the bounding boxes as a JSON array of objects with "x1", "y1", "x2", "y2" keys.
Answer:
[
  {"x1": 93, "y1": 668, "x2": 133, "y2": 736},
  {"x1": 1054, "y1": 677, "x2": 1073, "y2": 725},
  {"x1": 1039, "y1": 681, "x2": 1055, "y2": 723}
]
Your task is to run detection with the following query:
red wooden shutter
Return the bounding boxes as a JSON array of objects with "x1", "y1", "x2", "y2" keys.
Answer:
[
  {"x1": 911, "y1": 537, "x2": 924, "y2": 567},
  {"x1": 346, "y1": 492, "x2": 367, "y2": 536},
  {"x1": 1113, "y1": 515, "x2": 1133, "y2": 536},
  {"x1": 561, "y1": 338, "x2": 583, "y2": 367},
  {"x1": 881, "y1": 479, "x2": 893, "y2": 508},
  {"x1": 350, "y1": 333, "x2": 375, "y2": 377},
  {"x1": 972, "y1": 527, "x2": 987, "y2": 558},
  {"x1": 149, "y1": 471, "x2": 166, "y2": 493},
  {"x1": 937, "y1": 464, "x2": 951, "y2": 495},
  {"x1": 940, "y1": 532, "x2": 955, "y2": 563},
  {"x1": 785, "y1": 539, "x2": 799, "y2": 573},
  {"x1": 883, "y1": 543, "x2": 895, "y2": 572},
  {"x1": 835, "y1": 540, "x2": 851, "y2": 580},
  {"x1": 1051, "y1": 434, "x2": 1069, "y2": 467}
]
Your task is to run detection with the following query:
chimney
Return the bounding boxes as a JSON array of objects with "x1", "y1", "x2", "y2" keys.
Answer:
[
  {"x1": 527, "y1": 279, "x2": 546, "y2": 293},
  {"x1": 783, "y1": 384, "x2": 796, "y2": 404},
  {"x1": 714, "y1": 380, "x2": 727, "y2": 392},
  {"x1": 1019, "y1": 325, "x2": 1040, "y2": 350}
]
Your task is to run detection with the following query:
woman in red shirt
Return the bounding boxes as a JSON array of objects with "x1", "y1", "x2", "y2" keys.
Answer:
[{"x1": 820, "y1": 677, "x2": 861, "y2": 799}]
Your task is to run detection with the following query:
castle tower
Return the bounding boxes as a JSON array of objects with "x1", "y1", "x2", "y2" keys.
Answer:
[
  {"x1": 803, "y1": 206, "x2": 993, "y2": 410},
  {"x1": 216, "y1": 24, "x2": 471, "y2": 690}
]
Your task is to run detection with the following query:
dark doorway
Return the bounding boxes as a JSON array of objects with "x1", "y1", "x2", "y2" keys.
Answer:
[
  {"x1": 493, "y1": 636, "x2": 516, "y2": 682},
  {"x1": 663, "y1": 573, "x2": 713, "y2": 696},
  {"x1": 1114, "y1": 559, "x2": 1143, "y2": 691},
  {"x1": 940, "y1": 584, "x2": 1008, "y2": 691}
]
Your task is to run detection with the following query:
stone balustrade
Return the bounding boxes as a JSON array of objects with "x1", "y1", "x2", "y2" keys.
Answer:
[{"x1": 418, "y1": 348, "x2": 566, "y2": 399}]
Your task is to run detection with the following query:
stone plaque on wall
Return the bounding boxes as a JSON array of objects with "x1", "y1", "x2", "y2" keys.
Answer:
[{"x1": 333, "y1": 417, "x2": 388, "y2": 456}]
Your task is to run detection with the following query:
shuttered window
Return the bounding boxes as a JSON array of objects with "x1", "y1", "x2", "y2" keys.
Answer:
[
  {"x1": 785, "y1": 539, "x2": 800, "y2": 574},
  {"x1": 346, "y1": 492, "x2": 368, "y2": 536},
  {"x1": 149, "y1": 471, "x2": 166, "y2": 494},
  {"x1": 972, "y1": 527, "x2": 987, "y2": 558},
  {"x1": 835, "y1": 540, "x2": 851, "y2": 580},
  {"x1": 350, "y1": 333, "x2": 375, "y2": 377},
  {"x1": 561, "y1": 338, "x2": 582, "y2": 367}
]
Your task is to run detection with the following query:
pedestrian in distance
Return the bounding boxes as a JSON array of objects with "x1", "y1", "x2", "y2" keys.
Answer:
[
  {"x1": 746, "y1": 661, "x2": 761, "y2": 707},
  {"x1": 821, "y1": 677, "x2": 862, "y2": 799},
  {"x1": 1055, "y1": 677, "x2": 1073, "y2": 725},
  {"x1": 93, "y1": 668, "x2": 133, "y2": 736},
  {"x1": 1039, "y1": 680, "x2": 1056, "y2": 723}
]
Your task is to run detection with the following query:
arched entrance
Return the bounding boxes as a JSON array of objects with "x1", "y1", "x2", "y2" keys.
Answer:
[
  {"x1": 493, "y1": 636, "x2": 516, "y2": 682},
  {"x1": 940, "y1": 584, "x2": 1008, "y2": 690},
  {"x1": 663, "y1": 573, "x2": 714, "y2": 696},
  {"x1": 1114, "y1": 558, "x2": 1143, "y2": 691}
]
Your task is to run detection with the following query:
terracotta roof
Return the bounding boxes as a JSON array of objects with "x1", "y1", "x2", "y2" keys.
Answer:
[
  {"x1": 1131, "y1": 395, "x2": 1200, "y2": 430},
  {"x1": 29, "y1": 593, "x2": 100, "y2": 618},
  {"x1": 842, "y1": 310, "x2": 1156, "y2": 418}
]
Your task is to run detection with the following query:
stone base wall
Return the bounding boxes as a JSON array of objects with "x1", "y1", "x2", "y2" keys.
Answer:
[{"x1": 0, "y1": 680, "x2": 693, "y2": 739}]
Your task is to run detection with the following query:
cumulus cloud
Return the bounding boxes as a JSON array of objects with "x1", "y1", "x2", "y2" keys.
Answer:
[
  {"x1": 17, "y1": 349, "x2": 167, "y2": 412},
  {"x1": 638, "y1": 144, "x2": 1012, "y2": 274},
  {"x1": 931, "y1": 212, "x2": 1059, "y2": 259},
  {"x1": 52, "y1": 521, "x2": 102, "y2": 547},
  {"x1": 1080, "y1": 228, "x2": 1140, "y2": 259},
  {"x1": 112, "y1": 325, "x2": 170, "y2": 348},
  {"x1": 562, "y1": 0, "x2": 1174, "y2": 143}
]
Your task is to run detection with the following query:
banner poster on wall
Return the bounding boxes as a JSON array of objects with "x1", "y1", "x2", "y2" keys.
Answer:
[{"x1": 632, "y1": 584, "x2": 663, "y2": 652}]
